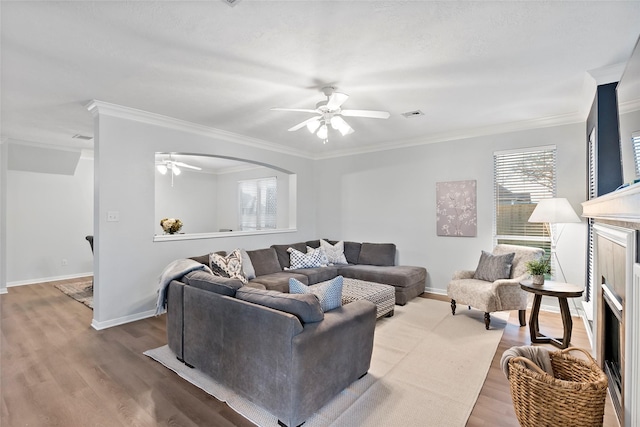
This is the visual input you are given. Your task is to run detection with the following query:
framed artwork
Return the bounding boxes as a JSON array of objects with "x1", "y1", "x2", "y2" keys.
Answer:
[{"x1": 436, "y1": 180, "x2": 477, "y2": 237}]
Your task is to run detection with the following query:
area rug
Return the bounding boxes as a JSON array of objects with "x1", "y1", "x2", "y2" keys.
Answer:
[
  {"x1": 54, "y1": 279, "x2": 93, "y2": 309},
  {"x1": 144, "y1": 298, "x2": 508, "y2": 427}
]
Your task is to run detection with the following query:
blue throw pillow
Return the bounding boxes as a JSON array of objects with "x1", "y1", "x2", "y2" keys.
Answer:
[{"x1": 289, "y1": 276, "x2": 343, "y2": 312}]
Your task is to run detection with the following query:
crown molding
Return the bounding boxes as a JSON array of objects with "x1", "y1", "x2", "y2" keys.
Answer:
[
  {"x1": 619, "y1": 99, "x2": 640, "y2": 115},
  {"x1": 313, "y1": 110, "x2": 585, "y2": 160},
  {"x1": 587, "y1": 62, "x2": 626, "y2": 85},
  {"x1": 85, "y1": 100, "x2": 313, "y2": 159}
]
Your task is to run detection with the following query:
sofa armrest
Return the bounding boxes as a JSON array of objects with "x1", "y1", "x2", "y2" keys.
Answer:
[
  {"x1": 452, "y1": 270, "x2": 475, "y2": 280},
  {"x1": 491, "y1": 273, "x2": 528, "y2": 290}
]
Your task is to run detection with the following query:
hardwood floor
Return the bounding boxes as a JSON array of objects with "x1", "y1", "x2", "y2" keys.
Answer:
[{"x1": 1, "y1": 279, "x2": 619, "y2": 426}]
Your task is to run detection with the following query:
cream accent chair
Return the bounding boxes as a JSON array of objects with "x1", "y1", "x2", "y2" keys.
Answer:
[{"x1": 447, "y1": 244, "x2": 544, "y2": 329}]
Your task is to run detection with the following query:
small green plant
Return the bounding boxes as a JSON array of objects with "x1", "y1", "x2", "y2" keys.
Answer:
[{"x1": 525, "y1": 257, "x2": 551, "y2": 275}]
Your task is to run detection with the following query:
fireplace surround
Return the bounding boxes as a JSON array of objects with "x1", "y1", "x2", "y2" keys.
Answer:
[{"x1": 583, "y1": 184, "x2": 640, "y2": 427}]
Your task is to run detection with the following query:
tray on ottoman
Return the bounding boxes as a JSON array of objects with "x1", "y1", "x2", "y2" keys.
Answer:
[{"x1": 341, "y1": 278, "x2": 395, "y2": 319}]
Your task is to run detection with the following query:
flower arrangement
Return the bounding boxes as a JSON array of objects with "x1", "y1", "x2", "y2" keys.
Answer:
[{"x1": 160, "y1": 218, "x2": 183, "y2": 234}]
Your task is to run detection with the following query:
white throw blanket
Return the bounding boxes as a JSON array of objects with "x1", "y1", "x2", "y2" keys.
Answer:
[
  {"x1": 155, "y1": 258, "x2": 213, "y2": 315},
  {"x1": 500, "y1": 345, "x2": 554, "y2": 379}
]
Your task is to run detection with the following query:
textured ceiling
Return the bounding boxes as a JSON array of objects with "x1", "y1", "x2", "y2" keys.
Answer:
[{"x1": 2, "y1": 1, "x2": 640, "y2": 158}]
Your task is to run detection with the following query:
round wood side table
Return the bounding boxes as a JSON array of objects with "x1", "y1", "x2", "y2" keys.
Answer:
[{"x1": 520, "y1": 279, "x2": 584, "y2": 349}]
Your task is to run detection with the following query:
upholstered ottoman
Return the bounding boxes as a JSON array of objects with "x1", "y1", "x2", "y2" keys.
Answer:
[{"x1": 341, "y1": 278, "x2": 396, "y2": 319}]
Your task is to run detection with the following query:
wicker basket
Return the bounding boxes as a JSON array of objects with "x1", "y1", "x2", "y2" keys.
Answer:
[{"x1": 508, "y1": 347, "x2": 608, "y2": 427}]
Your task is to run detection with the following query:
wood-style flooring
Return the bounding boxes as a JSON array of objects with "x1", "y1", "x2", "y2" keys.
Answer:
[{"x1": 1, "y1": 278, "x2": 619, "y2": 426}]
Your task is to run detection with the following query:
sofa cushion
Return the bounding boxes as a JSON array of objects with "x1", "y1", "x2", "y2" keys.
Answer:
[
  {"x1": 250, "y1": 272, "x2": 310, "y2": 293},
  {"x1": 190, "y1": 251, "x2": 226, "y2": 266},
  {"x1": 210, "y1": 250, "x2": 248, "y2": 284},
  {"x1": 289, "y1": 266, "x2": 340, "y2": 285},
  {"x1": 320, "y1": 239, "x2": 348, "y2": 265},
  {"x1": 183, "y1": 270, "x2": 243, "y2": 296},
  {"x1": 246, "y1": 248, "x2": 282, "y2": 276},
  {"x1": 287, "y1": 247, "x2": 328, "y2": 269},
  {"x1": 289, "y1": 276, "x2": 343, "y2": 312},
  {"x1": 271, "y1": 242, "x2": 306, "y2": 269},
  {"x1": 338, "y1": 265, "x2": 426, "y2": 288},
  {"x1": 473, "y1": 250, "x2": 515, "y2": 282},
  {"x1": 236, "y1": 286, "x2": 324, "y2": 324},
  {"x1": 358, "y1": 243, "x2": 396, "y2": 266},
  {"x1": 305, "y1": 239, "x2": 321, "y2": 249},
  {"x1": 327, "y1": 240, "x2": 362, "y2": 264}
]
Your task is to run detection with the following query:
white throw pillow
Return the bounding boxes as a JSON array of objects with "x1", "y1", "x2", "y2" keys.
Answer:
[
  {"x1": 287, "y1": 247, "x2": 325, "y2": 269},
  {"x1": 210, "y1": 249, "x2": 248, "y2": 284},
  {"x1": 320, "y1": 239, "x2": 348, "y2": 265}
]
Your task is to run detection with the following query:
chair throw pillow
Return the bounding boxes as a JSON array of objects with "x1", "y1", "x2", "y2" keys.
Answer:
[
  {"x1": 320, "y1": 239, "x2": 348, "y2": 265},
  {"x1": 240, "y1": 248, "x2": 256, "y2": 280},
  {"x1": 289, "y1": 276, "x2": 343, "y2": 312},
  {"x1": 473, "y1": 250, "x2": 515, "y2": 282},
  {"x1": 210, "y1": 249, "x2": 248, "y2": 284},
  {"x1": 287, "y1": 247, "x2": 326, "y2": 269}
]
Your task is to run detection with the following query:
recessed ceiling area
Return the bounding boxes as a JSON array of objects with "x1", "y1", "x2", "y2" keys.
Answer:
[{"x1": 2, "y1": 1, "x2": 640, "y2": 158}]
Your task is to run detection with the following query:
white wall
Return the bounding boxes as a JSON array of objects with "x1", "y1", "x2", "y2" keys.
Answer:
[
  {"x1": 6, "y1": 156, "x2": 94, "y2": 284},
  {"x1": 0, "y1": 140, "x2": 7, "y2": 294},
  {"x1": 89, "y1": 102, "x2": 316, "y2": 328},
  {"x1": 155, "y1": 169, "x2": 219, "y2": 234},
  {"x1": 315, "y1": 123, "x2": 588, "y2": 294}
]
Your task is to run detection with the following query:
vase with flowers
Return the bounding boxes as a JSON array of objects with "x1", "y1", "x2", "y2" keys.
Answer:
[
  {"x1": 160, "y1": 218, "x2": 183, "y2": 234},
  {"x1": 525, "y1": 257, "x2": 551, "y2": 285}
]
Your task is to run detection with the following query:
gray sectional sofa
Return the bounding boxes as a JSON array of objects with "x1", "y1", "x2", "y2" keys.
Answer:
[
  {"x1": 244, "y1": 239, "x2": 426, "y2": 304},
  {"x1": 164, "y1": 239, "x2": 426, "y2": 426}
]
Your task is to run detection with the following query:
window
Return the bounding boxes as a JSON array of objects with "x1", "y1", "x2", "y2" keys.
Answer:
[
  {"x1": 633, "y1": 131, "x2": 640, "y2": 177},
  {"x1": 238, "y1": 177, "x2": 277, "y2": 231},
  {"x1": 494, "y1": 146, "x2": 556, "y2": 256}
]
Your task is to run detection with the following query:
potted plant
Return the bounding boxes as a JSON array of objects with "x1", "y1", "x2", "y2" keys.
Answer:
[{"x1": 526, "y1": 257, "x2": 551, "y2": 285}]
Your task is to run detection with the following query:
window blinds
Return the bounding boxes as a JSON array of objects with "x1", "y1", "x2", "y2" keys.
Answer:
[
  {"x1": 633, "y1": 131, "x2": 640, "y2": 177},
  {"x1": 238, "y1": 177, "x2": 277, "y2": 231},
  {"x1": 494, "y1": 146, "x2": 556, "y2": 252}
]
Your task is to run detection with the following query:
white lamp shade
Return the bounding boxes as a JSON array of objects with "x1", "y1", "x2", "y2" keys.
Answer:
[{"x1": 528, "y1": 198, "x2": 581, "y2": 223}]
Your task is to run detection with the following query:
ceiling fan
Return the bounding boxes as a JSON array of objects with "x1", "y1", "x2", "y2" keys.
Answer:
[
  {"x1": 155, "y1": 156, "x2": 201, "y2": 176},
  {"x1": 271, "y1": 87, "x2": 390, "y2": 143},
  {"x1": 156, "y1": 155, "x2": 201, "y2": 186}
]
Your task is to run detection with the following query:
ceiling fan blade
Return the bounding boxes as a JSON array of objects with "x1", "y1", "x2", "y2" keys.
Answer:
[
  {"x1": 326, "y1": 92, "x2": 349, "y2": 110},
  {"x1": 173, "y1": 161, "x2": 201, "y2": 170},
  {"x1": 330, "y1": 115, "x2": 354, "y2": 136},
  {"x1": 271, "y1": 108, "x2": 319, "y2": 114},
  {"x1": 288, "y1": 116, "x2": 321, "y2": 132},
  {"x1": 341, "y1": 109, "x2": 390, "y2": 119}
]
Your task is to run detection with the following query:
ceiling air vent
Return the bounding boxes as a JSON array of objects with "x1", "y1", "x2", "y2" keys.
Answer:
[
  {"x1": 221, "y1": 0, "x2": 241, "y2": 7},
  {"x1": 72, "y1": 134, "x2": 93, "y2": 140},
  {"x1": 401, "y1": 110, "x2": 424, "y2": 118}
]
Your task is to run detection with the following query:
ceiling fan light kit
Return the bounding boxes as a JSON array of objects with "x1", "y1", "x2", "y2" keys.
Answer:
[
  {"x1": 272, "y1": 86, "x2": 390, "y2": 143},
  {"x1": 156, "y1": 155, "x2": 201, "y2": 186}
]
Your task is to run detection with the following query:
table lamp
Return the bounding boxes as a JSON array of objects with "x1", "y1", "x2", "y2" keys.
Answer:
[{"x1": 528, "y1": 198, "x2": 581, "y2": 282}]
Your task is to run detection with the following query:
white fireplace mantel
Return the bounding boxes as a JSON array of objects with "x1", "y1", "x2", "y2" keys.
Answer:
[
  {"x1": 583, "y1": 187, "x2": 639, "y2": 427},
  {"x1": 582, "y1": 182, "x2": 640, "y2": 224}
]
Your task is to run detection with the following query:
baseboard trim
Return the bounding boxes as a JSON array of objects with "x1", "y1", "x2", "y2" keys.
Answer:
[
  {"x1": 8, "y1": 272, "x2": 93, "y2": 287},
  {"x1": 91, "y1": 309, "x2": 157, "y2": 331}
]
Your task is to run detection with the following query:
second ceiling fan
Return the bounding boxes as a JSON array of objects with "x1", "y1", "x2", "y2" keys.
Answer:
[{"x1": 271, "y1": 87, "x2": 390, "y2": 143}]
